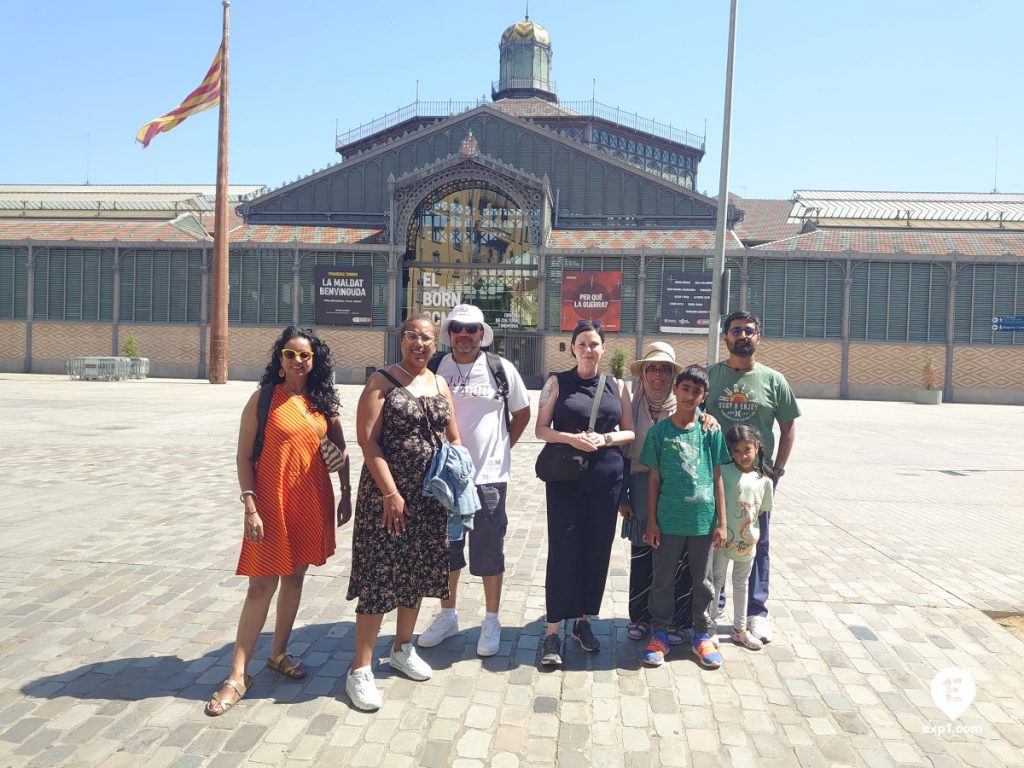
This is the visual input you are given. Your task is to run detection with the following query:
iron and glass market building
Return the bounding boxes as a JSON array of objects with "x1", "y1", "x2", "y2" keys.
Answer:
[{"x1": 1, "y1": 18, "x2": 1022, "y2": 403}]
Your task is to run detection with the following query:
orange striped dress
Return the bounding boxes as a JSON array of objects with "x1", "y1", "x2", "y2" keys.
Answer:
[{"x1": 236, "y1": 385, "x2": 336, "y2": 576}]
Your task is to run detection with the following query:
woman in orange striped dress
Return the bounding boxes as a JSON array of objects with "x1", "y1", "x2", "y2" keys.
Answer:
[{"x1": 205, "y1": 327, "x2": 352, "y2": 716}]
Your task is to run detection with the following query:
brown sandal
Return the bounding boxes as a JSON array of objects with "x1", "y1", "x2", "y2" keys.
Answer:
[
  {"x1": 266, "y1": 652, "x2": 307, "y2": 679},
  {"x1": 204, "y1": 674, "x2": 253, "y2": 716}
]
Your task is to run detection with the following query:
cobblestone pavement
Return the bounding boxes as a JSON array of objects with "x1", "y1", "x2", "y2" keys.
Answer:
[{"x1": 1, "y1": 373, "x2": 1023, "y2": 767}]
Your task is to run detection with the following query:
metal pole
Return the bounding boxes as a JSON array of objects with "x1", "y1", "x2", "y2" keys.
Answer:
[
  {"x1": 209, "y1": 0, "x2": 231, "y2": 383},
  {"x1": 706, "y1": 0, "x2": 738, "y2": 366}
]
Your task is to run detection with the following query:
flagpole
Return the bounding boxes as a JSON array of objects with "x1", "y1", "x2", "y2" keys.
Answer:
[
  {"x1": 706, "y1": 0, "x2": 738, "y2": 366},
  {"x1": 209, "y1": 0, "x2": 231, "y2": 384}
]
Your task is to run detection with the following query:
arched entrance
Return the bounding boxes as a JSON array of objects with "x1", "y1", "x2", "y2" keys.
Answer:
[{"x1": 402, "y1": 179, "x2": 544, "y2": 385}]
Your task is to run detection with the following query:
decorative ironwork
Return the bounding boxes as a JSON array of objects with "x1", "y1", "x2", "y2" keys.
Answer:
[
  {"x1": 336, "y1": 99, "x2": 704, "y2": 153},
  {"x1": 392, "y1": 152, "x2": 548, "y2": 252}
]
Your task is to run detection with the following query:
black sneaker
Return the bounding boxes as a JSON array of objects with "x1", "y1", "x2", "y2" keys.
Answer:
[
  {"x1": 541, "y1": 633, "x2": 563, "y2": 666},
  {"x1": 572, "y1": 619, "x2": 600, "y2": 652}
]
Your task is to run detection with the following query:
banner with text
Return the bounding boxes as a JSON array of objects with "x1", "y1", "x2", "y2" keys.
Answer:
[
  {"x1": 560, "y1": 270, "x2": 622, "y2": 331},
  {"x1": 314, "y1": 265, "x2": 373, "y2": 325},
  {"x1": 660, "y1": 270, "x2": 712, "y2": 334}
]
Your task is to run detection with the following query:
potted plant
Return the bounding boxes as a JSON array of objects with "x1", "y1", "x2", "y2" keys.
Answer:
[
  {"x1": 121, "y1": 335, "x2": 150, "y2": 380},
  {"x1": 913, "y1": 355, "x2": 941, "y2": 405},
  {"x1": 610, "y1": 347, "x2": 628, "y2": 381}
]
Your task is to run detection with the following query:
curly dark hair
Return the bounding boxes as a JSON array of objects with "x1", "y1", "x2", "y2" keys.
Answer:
[{"x1": 258, "y1": 326, "x2": 341, "y2": 418}]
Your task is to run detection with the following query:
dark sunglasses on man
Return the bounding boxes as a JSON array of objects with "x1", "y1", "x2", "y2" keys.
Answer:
[{"x1": 449, "y1": 322, "x2": 481, "y2": 335}]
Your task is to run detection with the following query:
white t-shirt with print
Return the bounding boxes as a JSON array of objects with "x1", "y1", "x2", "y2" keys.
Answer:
[{"x1": 436, "y1": 353, "x2": 530, "y2": 485}]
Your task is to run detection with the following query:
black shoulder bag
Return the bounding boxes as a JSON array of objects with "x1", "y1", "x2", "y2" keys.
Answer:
[{"x1": 535, "y1": 373, "x2": 606, "y2": 483}]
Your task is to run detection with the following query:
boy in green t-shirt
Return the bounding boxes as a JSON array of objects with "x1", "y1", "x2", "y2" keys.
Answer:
[{"x1": 639, "y1": 365, "x2": 729, "y2": 669}]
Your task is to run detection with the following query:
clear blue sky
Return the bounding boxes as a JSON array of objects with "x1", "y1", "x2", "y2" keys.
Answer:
[{"x1": 2, "y1": 0, "x2": 1021, "y2": 199}]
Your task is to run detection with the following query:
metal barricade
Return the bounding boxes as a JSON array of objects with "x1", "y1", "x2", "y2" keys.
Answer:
[{"x1": 67, "y1": 357, "x2": 132, "y2": 381}]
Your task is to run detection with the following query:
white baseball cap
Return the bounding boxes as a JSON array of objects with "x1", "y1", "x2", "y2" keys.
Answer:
[{"x1": 441, "y1": 304, "x2": 494, "y2": 347}]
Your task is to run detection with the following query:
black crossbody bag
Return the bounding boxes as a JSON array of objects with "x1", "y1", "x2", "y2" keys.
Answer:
[{"x1": 535, "y1": 373, "x2": 607, "y2": 483}]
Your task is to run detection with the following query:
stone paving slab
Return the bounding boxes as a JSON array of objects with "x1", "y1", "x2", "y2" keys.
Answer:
[{"x1": 1, "y1": 374, "x2": 1023, "y2": 766}]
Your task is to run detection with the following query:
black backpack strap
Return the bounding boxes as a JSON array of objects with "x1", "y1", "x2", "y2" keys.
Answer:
[
  {"x1": 251, "y1": 383, "x2": 275, "y2": 466},
  {"x1": 375, "y1": 369, "x2": 403, "y2": 388},
  {"x1": 485, "y1": 351, "x2": 511, "y2": 433}
]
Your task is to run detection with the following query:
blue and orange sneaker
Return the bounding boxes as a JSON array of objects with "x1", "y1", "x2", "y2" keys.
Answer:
[
  {"x1": 692, "y1": 632, "x2": 723, "y2": 669},
  {"x1": 643, "y1": 631, "x2": 670, "y2": 667}
]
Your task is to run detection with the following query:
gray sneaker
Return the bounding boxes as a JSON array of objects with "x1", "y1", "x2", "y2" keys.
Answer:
[
  {"x1": 572, "y1": 619, "x2": 600, "y2": 652},
  {"x1": 541, "y1": 633, "x2": 562, "y2": 666}
]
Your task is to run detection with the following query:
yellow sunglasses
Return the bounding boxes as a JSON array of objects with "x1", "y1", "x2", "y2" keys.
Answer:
[{"x1": 281, "y1": 348, "x2": 314, "y2": 362}]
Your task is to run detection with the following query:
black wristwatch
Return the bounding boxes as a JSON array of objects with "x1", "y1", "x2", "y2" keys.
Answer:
[
  {"x1": 775, "y1": 467, "x2": 786, "y2": 478},
  {"x1": 604, "y1": 433, "x2": 614, "y2": 446}
]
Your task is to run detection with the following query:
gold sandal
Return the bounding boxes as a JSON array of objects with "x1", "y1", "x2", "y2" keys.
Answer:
[
  {"x1": 204, "y1": 674, "x2": 253, "y2": 717},
  {"x1": 266, "y1": 652, "x2": 307, "y2": 679}
]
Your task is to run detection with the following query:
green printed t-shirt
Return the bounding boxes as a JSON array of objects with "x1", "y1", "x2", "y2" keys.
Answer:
[
  {"x1": 705, "y1": 362, "x2": 801, "y2": 461},
  {"x1": 639, "y1": 418, "x2": 729, "y2": 536},
  {"x1": 720, "y1": 462, "x2": 774, "y2": 562}
]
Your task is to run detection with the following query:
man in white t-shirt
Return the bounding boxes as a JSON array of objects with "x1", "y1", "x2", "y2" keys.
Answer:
[{"x1": 417, "y1": 304, "x2": 531, "y2": 657}]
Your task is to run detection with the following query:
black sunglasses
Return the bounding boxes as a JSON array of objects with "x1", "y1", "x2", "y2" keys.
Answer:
[
  {"x1": 449, "y1": 322, "x2": 481, "y2": 335},
  {"x1": 576, "y1": 319, "x2": 603, "y2": 329}
]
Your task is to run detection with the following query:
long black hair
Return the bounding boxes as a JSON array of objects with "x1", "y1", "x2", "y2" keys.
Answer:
[
  {"x1": 258, "y1": 326, "x2": 341, "y2": 418},
  {"x1": 724, "y1": 424, "x2": 780, "y2": 483}
]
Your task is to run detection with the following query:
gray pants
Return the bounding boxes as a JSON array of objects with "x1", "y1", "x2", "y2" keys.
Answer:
[
  {"x1": 711, "y1": 551, "x2": 753, "y2": 630},
  {"x1": 649, "y1": 533, "x2": 714, "y2": 636}
]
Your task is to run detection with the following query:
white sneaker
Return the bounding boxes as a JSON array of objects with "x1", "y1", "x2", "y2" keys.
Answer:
[
  {"x1": 748, "y1": 615, "x2": 774, "y2": 644},
  {"x1": 389, "y1": 642, "x2": 432, "y2": 681},
  {"x1": 417, "y1": 611, "x2": 459, "y2": 648},
  {"x1": 477, "y1": 616, "x2": 502, "y2": 657},
  {"x1": 346, "y1": 666, "x2": 381, "y2": 711}
]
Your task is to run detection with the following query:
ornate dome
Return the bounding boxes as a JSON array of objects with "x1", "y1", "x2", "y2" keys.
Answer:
[{"x1": 500, "y1": 19, "x2": 551, "y2": 48}]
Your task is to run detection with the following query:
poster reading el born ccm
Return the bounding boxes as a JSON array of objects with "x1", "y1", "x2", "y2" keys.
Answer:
[{"x1": 314, "y1": 265, "x2": 373, "y2": 326}]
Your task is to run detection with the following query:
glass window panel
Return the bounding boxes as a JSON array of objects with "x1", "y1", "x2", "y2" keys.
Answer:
[
  {"x1": 887, "y1": 262, "x2": 910, "y2": 341},
  {"x1": 866, "y1": 263, "x2": 889, "y2": 341},
  {"x1": 411, "y1": 182, "x2": 535, "y2": 267}
]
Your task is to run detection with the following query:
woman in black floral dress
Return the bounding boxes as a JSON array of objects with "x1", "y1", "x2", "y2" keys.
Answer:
[{"x1": 345, "y1": 315, "x2": 462, "y2": 711}]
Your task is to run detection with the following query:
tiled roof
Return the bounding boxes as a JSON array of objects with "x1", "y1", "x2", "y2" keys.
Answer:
[
  {"x1": 0, "y1": 184, "x2": 266, "y2": 212},
  {"x1": 0, "y1": 218, "x2": 207, "y2": 243},
  {"x1": 491, "y1": 98, "x2": 580, "y2": 119},
  {"x1": 732, "y1": 198, "x2": 802, "y2": 245},
  {"x1": 230, "y1": 225, "x2": 383, "y2": 245},
  {"x1": 791, "y1": 190, "x2": 1024, "y2": 223},
  {"x1": 547, "y1": 230, "x2": 742, "y2": 249},
  {"x1": 755, "y1": 228, "x2": 1024, "y2": 257}
]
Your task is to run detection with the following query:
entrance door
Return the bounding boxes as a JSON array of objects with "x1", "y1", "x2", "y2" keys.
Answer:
[{"x1": 489, "y1": 330, "x2": 544, "y2": 388}]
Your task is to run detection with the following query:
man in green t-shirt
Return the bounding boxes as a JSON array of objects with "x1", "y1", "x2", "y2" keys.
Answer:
[{"x1": 705, "y1": 311, "x2": 800, "y2": 645}]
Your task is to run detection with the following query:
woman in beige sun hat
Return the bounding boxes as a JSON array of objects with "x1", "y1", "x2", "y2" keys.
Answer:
[{"x1": 619, "y1": 341, "x2": 716, "y2": 645}]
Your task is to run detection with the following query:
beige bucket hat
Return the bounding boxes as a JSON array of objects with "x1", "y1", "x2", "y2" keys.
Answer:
[{"x1": 628, "y1": 341, "x2": 683, "y2": 378}]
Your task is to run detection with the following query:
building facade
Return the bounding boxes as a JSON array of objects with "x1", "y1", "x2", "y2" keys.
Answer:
[{"x1": 1, "y1": 20, "x2": 1022, "y2": 402}]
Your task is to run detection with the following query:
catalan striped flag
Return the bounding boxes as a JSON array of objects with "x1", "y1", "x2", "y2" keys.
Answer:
[{"x1": 136, "y1": 44, "x2": 223, "y2": 148}]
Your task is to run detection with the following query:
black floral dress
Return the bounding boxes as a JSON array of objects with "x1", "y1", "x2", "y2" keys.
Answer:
[{"x1": 347, "y1": 378, "x2": 451, "y2": 614}]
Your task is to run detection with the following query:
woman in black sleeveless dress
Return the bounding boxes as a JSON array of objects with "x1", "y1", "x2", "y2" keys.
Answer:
[{"x1": 534, "y1": 321, "x2": 635, "y2": 666}]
